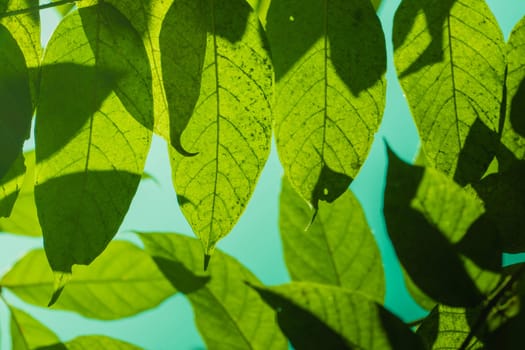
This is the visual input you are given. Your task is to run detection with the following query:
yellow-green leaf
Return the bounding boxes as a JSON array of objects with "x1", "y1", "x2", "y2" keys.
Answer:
[
  {"x1": 35, "y1": 3, "x2": 153, "y2": 272},
  {"x1": 10, "y1": 306, "x2": 60, "y2": 350},
  {"x1": 393, "y1": 0, "x2": 506, "y2": 185},
  {"x1": 252, "y1": 282, "x2": 425, "y2": 350},
  {"x1": 1, "y1": 241, "x2": 175, "y2": 320},
  {"x1": 279, "y1": 178, "x2": 385, "y2": 302},
  {"x1": 140, "y1": 232, "x2": 287, "y2": 350},
  {"x1": 165, "y1": 0, "x2": 273, "y2": 258},
  {"x1": 267, "y1": 0, "x2": 386, "y2": 208}
]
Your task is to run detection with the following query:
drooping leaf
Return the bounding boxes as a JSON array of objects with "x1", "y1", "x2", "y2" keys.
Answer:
[
  {"x1": 384, "y1": 146, "x2": 502, "y2": 307},
  {"x1": 10, "y1": 306, "x2": 60, "y2": 350},
  {"x1": 267, "y1": 0, "x2": 386, "y2": 208},
  {"x1": 0, "y1": 23, "x2": 32, "y2": 180},
  {"x1": 393, "y1": 0, "x2": 506, "y2": 185},
  {"x1": 0, "y1": 151, "x2": 41, "y2": 235},
  {"x1": 1, "y1": 241, "x2": 175, "y2": 320},
  {"x1": 502, "y1": 15, "x2": 525, "y2": 166},
  {"x1": 1, "y1": 0, "x2": 41, "y2": 105},
  {"x1": 42, "y1": 336, "x2": 143, "y2": 350},
  {"x1": 252, "y1": 282, "x2": 425, "y2": 350},
  {"x1": 0, "y1": 152, "x2": 25, "y2": 218},
  {"x1": 279, "y1": 178, "x2": 385, "y2": 302},
  {"x1": 165, "y1": 0, "x2": 273, "y2": 259},
  {"x1": 140, "y1": 232, "x2": 287, "y2": 350},
  {"x1": 35, "y1": 3, "x2": 153, "y2": 272}
]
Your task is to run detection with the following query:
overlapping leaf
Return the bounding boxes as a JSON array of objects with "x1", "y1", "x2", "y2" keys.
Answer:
[
  {"x1": 165, "y1": 0, "x2": 273, "y2": 260},
  {"x1": 35, "y1": 3, "x2": 153, "y2": 272},
  {"x1": 393, "y1": 0, "x2": 506, "y2": 185},
  {"x1": 0, "y1": 151, "x2": 41, "y2": 235},
  {"x1": 52, "y1": 336, "x2": 143, "y2": 350},
  {"x1": 384, "y1": 147, "x2": 502, "y2": 307},
  {"x1": 267, "y1": 0, "x2": 386, "y2": 208},
  {"x1": 1, "y1": 241, "x2": 175, "y2": 320},
  {"x1": 0, "y1": 152, "x2": 25, "y2": 218},
  {"x1": 140, "y1": 232, "x2": 287, "y2": 350},
  {"x1": 0, "y1": 21, "x2": 32, "y2": 181},
  {"x1": 10, "y1": 306, "x2": 60, "y2": 350},
  {"x1": 279, "y1": 178, "x2": 385, "y2": 302},
  {"x1": 252, "y1": 282, "x2": 425, "y2": 350}
]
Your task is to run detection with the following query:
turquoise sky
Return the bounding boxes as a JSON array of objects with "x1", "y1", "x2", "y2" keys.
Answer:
[{"x1": 0, "y1": 1, "x2": 524, "y2": 349}]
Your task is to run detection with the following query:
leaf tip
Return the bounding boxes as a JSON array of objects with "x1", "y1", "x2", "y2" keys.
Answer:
[
  {"x1": 48, "y1": 272, "x2": 71, "y2": 307},
  {"x1": 203, "y1": 254, "x2": 211, "y2": 271},
  {"x1": 304, "y1": 208, "x2": 318, "y2": 232}
]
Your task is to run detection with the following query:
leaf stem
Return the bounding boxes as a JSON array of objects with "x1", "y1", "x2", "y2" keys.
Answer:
[{"x1": 0, "y1": 0, "x2": 79, "y2": 19}]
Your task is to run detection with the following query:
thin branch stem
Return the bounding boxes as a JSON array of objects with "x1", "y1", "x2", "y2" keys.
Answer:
[{"x1": 0, "y1": 0, "x2": 79, "y2": 19}]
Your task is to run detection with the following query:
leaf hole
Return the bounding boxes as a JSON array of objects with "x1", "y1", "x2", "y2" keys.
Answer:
[{"x1": 289, "y1": 15, "x2": 295, "y2": 22}]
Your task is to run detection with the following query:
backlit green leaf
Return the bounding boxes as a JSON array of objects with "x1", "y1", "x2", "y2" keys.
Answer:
[
  {"x1": 1, "y1": 0, "x2": 41, "y2": 105},
  {"x1": 0, "y1": 21, "x2": 32, "y2": 180},
  {"x1": 502, "y1": 15, "x2": 525, "y2": 166},
  {"x1": 35, "y1": 3, "x2": 153, "y2": 272},
  {"x1": 1, "y1": 241, "x2": 175, "y2": 320},
  {"x1": 267, "y1": 0, "x2": 386, "y2": 208},
  {"x1": 51, "y1": 0, "x2": 74, "y2": 16},
  {"x1": 0, "y1": 152, "x2": 25, "y2": 218},
  {"x1": 46, "y1": 336, "x2": 143, "y2": 350},
  {"x1": 393, "y1": 0, "x2": 505, "y2": 185},
  {"x1": 165, "y1": 0, "x2": 273, "y2": 259},
  {"x1": 0, "y1": 151, "x2": 41, "y2": 235},
  {"x1": 279, "y1": 178, "x2": 385, "y2": 302},
  {"x1": 10, "y1": 306, "x2": 60, "y2": 350},
  {"x1": 252, "y1": 282, "x2": 425, "y2": 350},
  {"x1": 384, "y1": 147, "x2": 502, "y2": 307},
  {"x1": 140, "y1": 232, "x2": 287, "y2": 350}
]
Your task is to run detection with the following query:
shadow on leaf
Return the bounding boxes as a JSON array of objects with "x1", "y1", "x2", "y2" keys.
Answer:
[{"x1": 153, "y1": 256, "x2": 210, "y2": 294}]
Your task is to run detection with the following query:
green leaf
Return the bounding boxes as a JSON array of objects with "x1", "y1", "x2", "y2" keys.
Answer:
[
  {"x1": 1, "y1": 241, "x2": 175, "y2": 320},
  {"x1": 252, "y1": 282, "x2": 425, "y2": 350},
  {"x1": 279, "y1": 178, "x2": 385, "y2": 302},
  {"x1": 1, "y1": 0, "x2": 41, "y2": 106},
  {"x1": 371, "y1": 0, "x2": 382, "y2": 10},
  {"x1": 384, "y1": 147, "x2": 502, "y2": 307},
  {"x1": 0, "y1": 152, "x2": 26, "y2": 218},
  {"x1": 267, "y1": 0, "x2": 386, "y2": 208},
  {"x1": 51, "y1": 0, "x2": 74, "y2": 16},
  {"x1": 502, "y1": 15, "x2": 525, "y2": 166},
  {"x1": 140, "y1": 232, "x2": 287, "y2": 350},
  {"x1": 43, "y1": 336, "x2": 143, "y2": 350},
  {"x1": 393, "y1": 0, "x2": 506, "y2": 185},
  {"x1": 0, "y1": 151, "x2": 41, "y2": 235},
  {"x1": 10, "y1": 306, "x2": 60, "y2": 350},
  {"x1": 165, "y1": 0, "x2": 273, "y2": 258},
  {"x1": 0, "y1": 23, "x2": 32, "y2": 180},
  {"x1": 35, "y1": 3, "x2": 153, "y2": 272},
  {"x1": 417, "y1": 305, "x2": 484, "y2": 350}
]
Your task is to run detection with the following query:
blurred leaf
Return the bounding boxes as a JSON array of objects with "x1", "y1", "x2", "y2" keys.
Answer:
[
  {"x1": 0, "y1": 151, "x2": 41, "y2": 235},
  {"x1": 35, "y1": 3, "x2": 153, "y2": 272},
  {"x1": 1, "y1": 241, "x2": 175, "y2": 320},
  {"x1": 384, "y1": 147, "x2": 502, "y2": 307},
  {"x1": 252, "y1": 282, "x2": 425, "y2": 350},
  {"x1": 502, "y1": 15, "x2": 525, "y2": 166},
  {"x1": 10, "y1": 306, "x2": 59, "y2": 350},
  {"x1": 393, "y1": 0, "x2": 505, "y2": 185},
  {"x1": 0, "y1": 152, "x2": 26, "y2": 218},
  {"x1": 0, "y1": 23, "x2": 32, "y2": 180},
  {"x1": 279, "y1": 178, "x2": 385, "y2": 302},
  {"x1": 41, "y1": 336, "x2": 143, "y2": 350},
  {"x1": 267, "y1": 0, "x2": 386, "y2": 208},
  {"x1": 371, "y1": 0, "x2": 382, "y2": 10},
  {"x1": 165, "y1": 0, "x2": 273, "y2": 260},
  {"x1": 140, "y1": 232, "x2": 287, "y2": 350}
]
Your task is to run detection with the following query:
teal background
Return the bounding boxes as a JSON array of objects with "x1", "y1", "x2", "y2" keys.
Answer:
[{"x1": 0, "y1": 1, "x2": 524, "y2": 349}]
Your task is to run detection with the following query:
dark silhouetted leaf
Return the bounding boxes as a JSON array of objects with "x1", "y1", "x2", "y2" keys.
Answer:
[
  {"x1": 35, "y1": 3, "x2": 153, "y2": 272},
  {"x1": 140, "y1": 232, "x2": 287, "y2": 350},
  {"x1": 252, "y1": 282, "x2": 425, "y2": 350},
  {"x1": 1, "y1": 241, "x2": 175, "y2": 320},
  {"x1": 0, "y1": 152, "x2": 25, "y2": 218},
  {"x1": 0, "y1": 24, "x2": 32, "y2": 180},
  {"x1": 166, "y1": 0, "x2": 273, "y2": 258},
  {"x1": 393, "y1": 0, "x2": 505, "y2": 185},
  {"x1": 279, "y1": 178, "x2": 385, "y2": 302},
  {"x1": 267, "y1": 0, "x2": 386, "y2": 207},
  {"x1": 384, "y1": 147, "x2": 502, "y2": 307}
]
